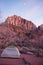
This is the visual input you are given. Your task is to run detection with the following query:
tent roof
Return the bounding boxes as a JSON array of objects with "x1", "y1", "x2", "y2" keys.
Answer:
[{"x1": 7, "y1": 46, "x2": 15, "y2": 48}]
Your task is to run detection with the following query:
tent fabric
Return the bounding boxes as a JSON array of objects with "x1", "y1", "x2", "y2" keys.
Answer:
[{"x1": 1, "y1": 46, "x2": 20, "y2": 58}]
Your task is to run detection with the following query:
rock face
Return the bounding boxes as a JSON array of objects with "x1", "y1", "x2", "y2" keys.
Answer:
[
  {"x1": 0, "y1": 15, "x2": 43, "y2": 49},
  {"x1": 38, "y1": 24, "x2": 43, "y2": 30},
  {"x1": 5, "y1": 15, "x2": 36, "y2": 31}
]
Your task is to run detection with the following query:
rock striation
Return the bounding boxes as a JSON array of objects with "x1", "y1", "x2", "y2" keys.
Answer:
[{"x1": 5, "y1": 15, "x2": 36, "y2": 31}]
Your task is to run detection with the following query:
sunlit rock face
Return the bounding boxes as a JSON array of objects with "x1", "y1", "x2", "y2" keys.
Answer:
[
  {"x1": 0, "y1": 15, "x2": 43, "y2": 49},
  {"x1": 5, "y1": 15, "x2": 36, "y2": 31}
]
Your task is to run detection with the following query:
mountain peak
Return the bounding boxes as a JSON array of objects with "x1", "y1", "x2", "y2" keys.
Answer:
[
  {"x1": 38, "y1": 24, "x2": 43, "y2": 30},
  {"x1": 5, "y1": 15, "x2": 36, "y2": 31}
]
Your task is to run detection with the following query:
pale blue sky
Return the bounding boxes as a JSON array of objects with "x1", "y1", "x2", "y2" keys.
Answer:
[{"x1": 0, "y1": 0, "x2": 43, "y2": 26}]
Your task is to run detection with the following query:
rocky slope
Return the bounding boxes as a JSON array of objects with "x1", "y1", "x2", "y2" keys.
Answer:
[
  {"x1": 25, "y1": 27, "x2": 43, "y2": 48},
  {"x1": 0, "y1": 15, "x2": 43, "y2": 50}
]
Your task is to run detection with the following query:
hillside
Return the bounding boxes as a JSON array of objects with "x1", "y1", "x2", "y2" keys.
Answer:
[
  {"x1": 0, "y1": 15, "x2": 43, "y2": 57},
  {"x1": 0, "y1": 15, "x2": 36, "y2": 48}
]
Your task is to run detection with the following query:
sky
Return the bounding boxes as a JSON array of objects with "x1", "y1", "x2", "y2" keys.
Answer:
[{"x1": 0, "y1": 0, "x2": 43, "y2": 26}]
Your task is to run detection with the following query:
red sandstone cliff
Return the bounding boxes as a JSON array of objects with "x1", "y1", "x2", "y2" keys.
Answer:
[
  {"x1": 0, "y1": 15, "x2": 43, "y2": 49},
  {"x1": 5, "y1": 15, "x2": 36, "y2": 31}
]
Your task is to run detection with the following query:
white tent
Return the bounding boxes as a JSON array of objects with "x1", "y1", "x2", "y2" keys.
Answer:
[{"x1": 1, "y1": 46, "x2": 20, "y2": 58}]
